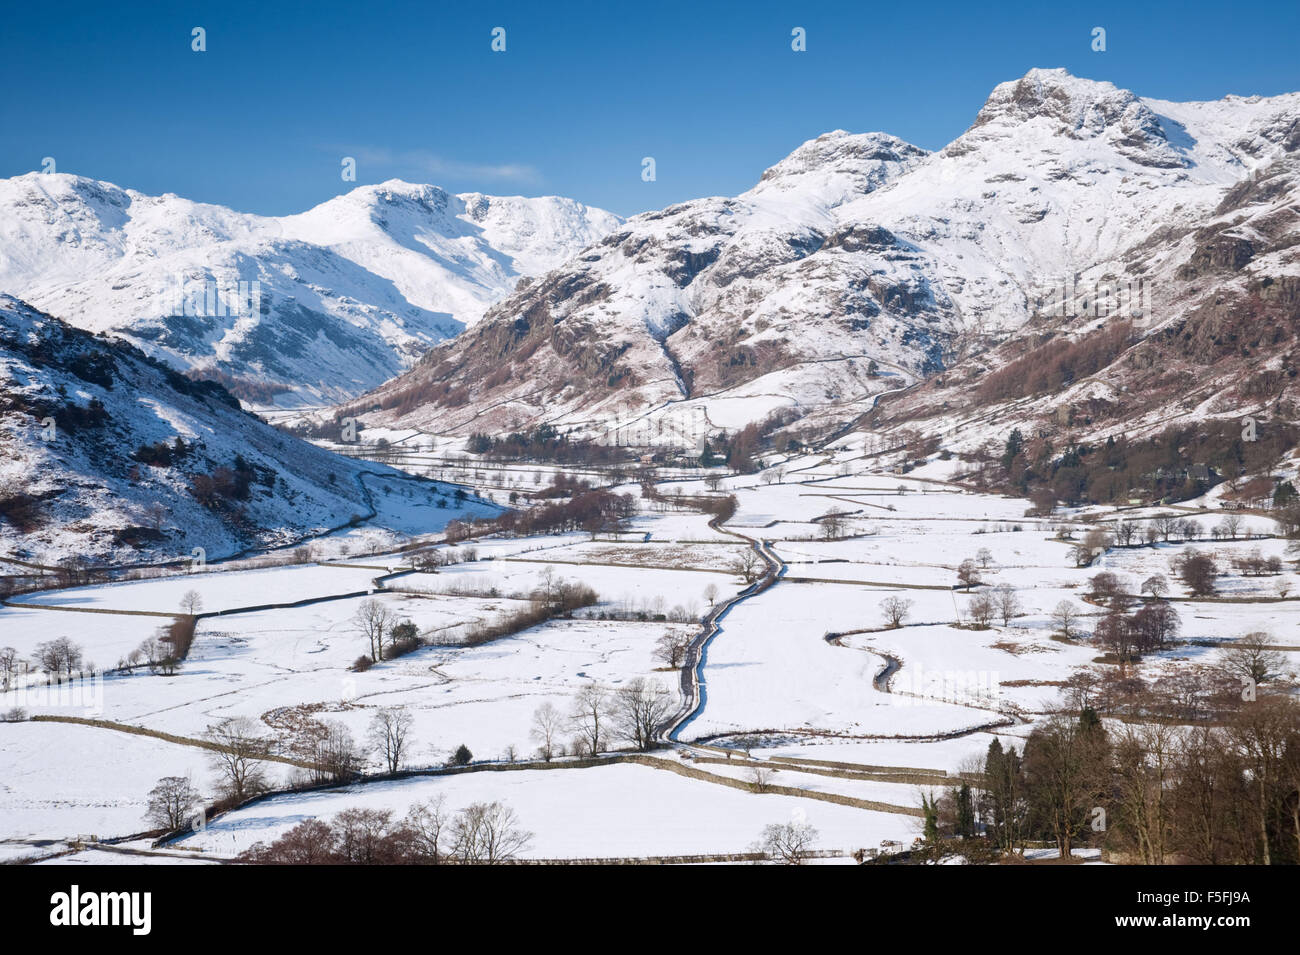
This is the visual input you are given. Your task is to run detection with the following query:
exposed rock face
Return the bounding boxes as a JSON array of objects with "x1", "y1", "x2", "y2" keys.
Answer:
[
  {"x1": 0, "y1": 296, "x2": 477, "y2": 564},
  {"x1": 349, "y1": 70, "x2": 1300, "y2": 445}
]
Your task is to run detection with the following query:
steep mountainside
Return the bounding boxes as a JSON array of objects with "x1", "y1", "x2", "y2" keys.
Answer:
[
  {"x1": 0, "y1": 296, "x2": 484, "y2": 565},
  {"x1": 866, "y1": 108, "x2": 1300, "y2": 493},
  {"x1": 345, "y1": 69, "x2": 1300, "y2": 447},
  {"x1": 0, "y1": 175, "x2": 619, "y2": 407}
]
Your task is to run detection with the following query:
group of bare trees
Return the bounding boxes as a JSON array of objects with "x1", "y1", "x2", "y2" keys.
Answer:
[
  {"x1": 531, "y1": 678, "x2": 673, "y2": 760},
  {"x1": 923, "y1": 692, "x2": 1300, "y2": 864},
  {"x1": 33, "y1": 637, "x2": 84, "y2": 677},
  {"x1": 964, "y1": 584, "x2": 1021, "y2": 630},
  {"x1": 352, "y1": 599, "x2": 396, "y2": 664},
  {"x1": 1071, "y1": 513, "x2": 1275, "y2": 567},
  {"x1": 197, "y1": 705, "x2": 421, "y2": 807},
  {"x1": 1095, "y1": 602, "x2": 1182, "y2": 663},
  {"x1": 0, "y1": 632, "x2": 194, "y2": 686},
  {"x1": 240, "y1": 797, "x2": 532, "y2": 864},
  {"x1": 820, "y1": 508, "x2": 848, "y2": 541}
]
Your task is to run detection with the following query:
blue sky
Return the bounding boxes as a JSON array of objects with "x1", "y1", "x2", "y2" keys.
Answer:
[{"x1": 2, "y1": 0, "x2": 1297, "y2": 218}]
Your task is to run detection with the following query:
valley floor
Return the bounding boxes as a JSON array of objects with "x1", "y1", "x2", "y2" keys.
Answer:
[{"x1": 3, "y1": 443, "x2": 1297, "y2": 864}]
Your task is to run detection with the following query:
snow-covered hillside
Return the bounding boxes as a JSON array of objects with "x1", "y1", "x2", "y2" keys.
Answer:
[
  {"x1": 869, "y1": 73, "x2": 1300, "y2": 457},
  {"x1": 0, "y1": 175, "x2": 620, "y2": 407},
  {"x1": 0, "y1": 296, "x2": 492, "y2": 565},
  {"x1": 347, "y1": 69, "x2": 1300, "y2": 444}
]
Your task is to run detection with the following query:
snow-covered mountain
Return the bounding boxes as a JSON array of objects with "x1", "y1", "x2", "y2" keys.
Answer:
[
  {"x1": 870, "y1": 82, "x2": 1300, "y2": 459},
  {"x1": 0, "y1": 296, "x2": 489, "y2": 565},
  {"x1": 345, "y1": 69, "x2": 1300, "y2": 445},
  {"x1": 0, "y1": 175, "x2": 620, "y2": 407}
]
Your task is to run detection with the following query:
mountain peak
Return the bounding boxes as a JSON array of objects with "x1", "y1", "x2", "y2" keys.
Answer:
[
  {"x1": 760, "y1": 130, "x2": 927, "y2": 179},
  {"x1": 958, "y1": 67, "x2": 1186, "y2": 168},
  {"x1": 751, "y1": 130, "x2": 927, "y2": 203},
  {"x1": 972, "y1": 68, "x2": 1136, "y2": 130}
]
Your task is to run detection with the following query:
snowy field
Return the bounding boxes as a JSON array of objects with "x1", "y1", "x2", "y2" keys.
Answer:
[
  {"x1": 5, "y1": 450, "x2": 1297, "y2": 862},
  {"x1": 0, "y1": 721, "x2": 236, "y2": 841},
  {"x1": 11, "y1": 564, "x2": 384, "y2": 614},
  {"x1": 172, "y1": 761, "x2": 918, "y2": 859}
]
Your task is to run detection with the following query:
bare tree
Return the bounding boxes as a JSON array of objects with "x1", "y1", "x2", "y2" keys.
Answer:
[
  {"x1": 734, "y1": 548, "x2": 762, "y2": 584},
  {"x1": 613, "y1": 677, "x2": 671, "y2": 750},
  {"x1": 976, "y1": 547, "x2": 994, "y2": 568},
  {"x1": 654, "y1": 630, "x2": 691, "y2": 669},
  {"x1": 144, "y1": 502, "x2": 168, "y2": 532},
  {"x1": 537, "y1": 565, "x2": 560, "y2": 608},
  {"x1": 179, "y1": 589, "x2": 203, "y2": 615},
  {"x1": 309, "y1": 721, "x2": 363, "y2": 784},
  {"x1": 994, "y1": 584, "x2": 1021, "y2": 627},
  {"x1": 1141, "y1": 574, "x2": 1169, "y2": 600},
  {"x1": 821, "y1": 508, "x2": 847, "y2": 541},
  {"x1": 570, "y1": 683, "x2": 610, "y2": 755},
  {"x1": 1179, "y1": 551, "x2": 1219, "y2": 597},
  {"x1": 956, "y1": 559, "x2": 982, "y2": 591},
  {"x1": 449, "y1": 801, "x2": 532, "y2": 863},
  {"x1": 203, "y1": 716, "x2": 271, "y2": 800},
  {"x1": 703, "y1": 582, "x2": 719, "y2": 607},
  {"x1": 403, "y1": 796, "x2": 449, "y2": 864},
  {"x1": 881, "y1": 596, "x2": 913, "y2": 629},
  {"x1": 1230, "y1": 696, "x2": 1300, "y2": 866},
  {"x1": 1112, "y1": 722, "x2": 1176, "y2": 865},
  {"x1": 0, "y1": 646, "x2": 19, "y2": 690},
  {"x1": 1220, "y1": 633, "x2": 1287, "y2": 688},
  {"x1": 35, "y1": 637, "x2": 82, "y2": 677},
  {"x1": 144, "y1": 775, "x2": 202, "y2": 831},
  {"x1": 368, "y1": 707, "x2": 414, "y2": 773},
  {"x1": 352, "y1": 598, "x2": 393, "y2": 662},
  {"x1": 1052, "y1": 600, "x2": 1081, "y2": 639},
  {"x1": 969, "y1": 592, "x2": 997, "y2": 629},
  {"x1": 530, "y1": 701, "x2": 563, "y2": 761},
  {"x1": 755, "y1": 820, "x2": 819, "y2": 864},
  {"x1": 1219, "y1": 514, "x2": 1243, "y2": 541}
]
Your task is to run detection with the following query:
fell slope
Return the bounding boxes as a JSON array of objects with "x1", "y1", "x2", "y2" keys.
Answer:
[
  {"x1": 0, "y1": 176, "x2": 620, "y2": 407},
  {"x1": 347, "y1": 69, "x2": 1300, "y2": 446},
  {"x1": 0, "y1": 296, "x2": 481, "y2": 565}
]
